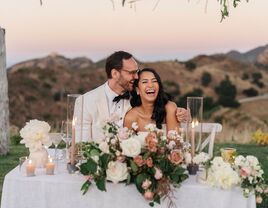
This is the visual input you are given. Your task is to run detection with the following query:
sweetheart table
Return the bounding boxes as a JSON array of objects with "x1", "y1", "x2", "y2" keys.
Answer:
[{"x1": 1, "y1": 161, "x2": 256, "y2": 208}]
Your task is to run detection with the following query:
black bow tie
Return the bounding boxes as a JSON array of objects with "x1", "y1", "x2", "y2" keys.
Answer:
[{"x1": 113, "y1": 92, "x2": 130, "y2": 103}]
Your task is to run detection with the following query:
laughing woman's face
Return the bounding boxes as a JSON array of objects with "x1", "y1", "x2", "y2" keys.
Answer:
[{"x1": 137, "y1": 71, "x2": 159, "y2": 103}]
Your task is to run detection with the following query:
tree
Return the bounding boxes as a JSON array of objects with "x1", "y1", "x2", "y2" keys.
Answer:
[
  {"x1": 0, "y1": 27, "x2": 9, "y2": 155},
  {"x1": 201, "y1": 72, "x2": 212, "y2": 87},
  {"x1": 214, "y1": 77, "x2": 240, "y2": 108}
]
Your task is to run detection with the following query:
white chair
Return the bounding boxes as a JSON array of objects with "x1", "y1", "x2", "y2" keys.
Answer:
[{"x1": 181, "y1": 123, "x2": 222, "y2": 158}]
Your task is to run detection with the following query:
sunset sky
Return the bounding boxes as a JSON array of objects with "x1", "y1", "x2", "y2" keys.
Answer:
[{"x1": 0, "y1": 0, "x2": 268, "y2": 66}]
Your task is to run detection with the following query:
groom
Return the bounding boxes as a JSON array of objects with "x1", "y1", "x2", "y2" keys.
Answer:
[{"x1": 74, "y1": 51, "x2": 188, "y2": 142}]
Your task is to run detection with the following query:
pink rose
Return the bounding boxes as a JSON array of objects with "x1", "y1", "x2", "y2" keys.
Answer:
[
  {"x1": 144, "y1": 190, "x2": 154, "y2": 201},
  {"x1": 117, "y1": 155, "x2": 126, "y2": 163},
  {"x1": 154, "y1": 168, "x2": 163, "y2": 180},
  {"x1": 168, "y1": 150, "x2": 183, "y2": 165},
  {"x1": 240, "y1": 167, "x2": 251, "y2": 178},
  {"x1": 142, "y1": 179, "x2": 152, "y2": 190},
  {"x1": 134, "y1": 155, "x2": 144, "y2": 167},
  {"x1": 256, "y1": 196, "x2": 263, "y2": 204}
]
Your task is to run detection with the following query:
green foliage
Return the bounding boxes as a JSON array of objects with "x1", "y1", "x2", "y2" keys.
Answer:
[
  {"x1": 42, "y1": 81, "x2": 52, "y2": 89},
  {"x1": 252, "y1": 72, "x2": 263, "y2": 81},
  {"x1": 95, "y1": 178, "x2": 106, "y2": 191},
  {"x1": 242, "y1": 72, "x2": 249, "y2": 80},
  {"x1": 201, "y1": 72, "x2": 212, "y2": 87},
  {"x1": 215, "y1": 78, "x2": 240, "y2": 108},
  {"x1": 163, "y1": 80, "x2": 180, "y2": 98},
  {"x1": 184, "y1": 61, "x2": 196, "y2": 71},
  {"x1": 9, "y1": 134, "x2": 23, "y2": 145},
  {"x1": 176, "y1": 88, "x2": 203, "y2": 108},
  {"x1": 80, "y1": 159, "x2": 98, "y2": 175},
  {"x1": 243, "y1": 87, "x2": 258, "y2": 97},
  {"x1": 81, "y1": 180, "x2": 92, "y2": 195},
  {"x1": 220, "y1": 0, "x2": 249, "y2": 22},
  {"x1": 23, "y1": 79, "x2": 37, "y2": 89}
]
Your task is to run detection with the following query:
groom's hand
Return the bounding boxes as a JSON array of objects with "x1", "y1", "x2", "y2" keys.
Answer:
[{"x1": 176, "y1": 108, "x2": 190, "y2": 123}]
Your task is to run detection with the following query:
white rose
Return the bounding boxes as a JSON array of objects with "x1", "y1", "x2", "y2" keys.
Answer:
[
  {"x1": 106, "y1": 161, "x2": 128, "y2": 183},
  {"x1": 120, "y1": 138, "x2": 141, "y2": 157},
  {"x1": 144, "y1": 123, "x2": 156, "y2": 132},
  {"x1": 131, "y1": 122, "x2": 138, "y2": 131},
  {"x1": 184, "y1": 152, "x2": 192, "y2": 164},
  {"x1": 99, "y1": 142, "x2": 110, "y2": 153}
]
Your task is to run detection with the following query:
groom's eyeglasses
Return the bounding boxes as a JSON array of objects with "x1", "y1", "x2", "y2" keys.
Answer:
[{"x1": 120, "y1": 68, "x2": 140, "y2": 75}]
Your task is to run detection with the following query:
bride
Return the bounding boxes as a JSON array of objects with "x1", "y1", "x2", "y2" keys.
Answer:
[{"x1": 124, "y1": 68, "x2": 179, "y2": 133}]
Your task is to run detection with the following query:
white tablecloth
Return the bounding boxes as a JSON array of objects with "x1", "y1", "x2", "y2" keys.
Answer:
[{"x1": 1, "y1": 161, "x2": 256, "y2": 208}]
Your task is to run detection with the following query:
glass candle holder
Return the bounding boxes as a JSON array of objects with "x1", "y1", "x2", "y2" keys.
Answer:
[{"x1": 186, "y1": 97, "x2": 203, "y2": 158}]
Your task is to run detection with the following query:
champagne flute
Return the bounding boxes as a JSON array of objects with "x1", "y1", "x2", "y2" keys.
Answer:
[{"x1": 49, "y1": 133, "x2": 62, "y2": 161}]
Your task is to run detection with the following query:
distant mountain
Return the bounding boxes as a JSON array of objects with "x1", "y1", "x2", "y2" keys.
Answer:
[
  {"x1": 226, "y1": 44, "x2": 268, "y2": 66},
  {"x1": 7, "y1": 47, "x2": 268, "y2": 133}
]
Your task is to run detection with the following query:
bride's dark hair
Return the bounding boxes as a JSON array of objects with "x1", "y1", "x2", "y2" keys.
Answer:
[{"x1": 130, "y1": 68, "x2": 170, "y2": 129}]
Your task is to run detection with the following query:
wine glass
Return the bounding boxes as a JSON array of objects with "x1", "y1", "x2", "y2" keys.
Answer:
[
  {"x1": 49, "y1": 133, "x2": 62, "y2": 161},
  {"x1": 61, "y1": 121, "x2": 72, "y2": 162}
]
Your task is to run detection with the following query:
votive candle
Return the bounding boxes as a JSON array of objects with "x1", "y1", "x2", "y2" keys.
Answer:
[
  {"x1": 46, "y1": 157, "x2": 55, "y2": 175},
  {"x1": 26, "y1": 159, "x2": 35, "y2": 177}
]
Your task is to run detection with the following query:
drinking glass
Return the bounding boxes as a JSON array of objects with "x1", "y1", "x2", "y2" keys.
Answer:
[
  {"x1": 61, "y1": 121, "x2": 72, "y2": 162},
  {"x1": 19, "y1": 156, "x2": 28, "y2": 172},
  {"x1": 49, "y1": 133, "x2": 62, "y2": 160}
]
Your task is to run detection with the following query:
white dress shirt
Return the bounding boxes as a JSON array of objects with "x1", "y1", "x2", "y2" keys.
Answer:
[{"x1": 104, "y1": 82, "x2": 127, "y2": 127}]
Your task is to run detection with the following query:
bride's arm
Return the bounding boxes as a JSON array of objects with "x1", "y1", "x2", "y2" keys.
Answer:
[{"x1": 165, "y1": 101, "x2": 179, "y2": 132}]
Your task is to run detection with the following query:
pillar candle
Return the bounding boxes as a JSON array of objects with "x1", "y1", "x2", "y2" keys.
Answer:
[
  {"x1": 191, "y1": 121, "x2": 195, "y2": 158},
  {"x1": 70, "y1": 117, "x2": 76, "y2": 165}
]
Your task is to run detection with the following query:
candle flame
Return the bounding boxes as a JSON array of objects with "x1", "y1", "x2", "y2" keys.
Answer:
[
  {"x1": 49, "y1": 158, "x2": 53, "y2": 163},
  {"x1": 28, "y1": 159, "x2": 32, "y2": 164},
  {"x1": 72, "y1": 117, "x2": 77, "y2": 126}
]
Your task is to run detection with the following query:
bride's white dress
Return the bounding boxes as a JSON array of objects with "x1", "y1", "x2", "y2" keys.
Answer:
[{"x1": 133, "y1": 125, "x2": 167, "y2": 146}]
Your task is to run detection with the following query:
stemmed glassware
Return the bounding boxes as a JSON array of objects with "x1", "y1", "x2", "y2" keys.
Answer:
[
  {"x1": 49, "y1": 133, "x2": 62, "y2": 161},
  {"x1": 61, "y1": 121, "x2": 72, "y2": 162}
]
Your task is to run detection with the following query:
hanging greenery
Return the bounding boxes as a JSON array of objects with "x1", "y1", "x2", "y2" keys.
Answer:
[{"x1": 39, "y1": 0, "x2": 249, "y2": 21}]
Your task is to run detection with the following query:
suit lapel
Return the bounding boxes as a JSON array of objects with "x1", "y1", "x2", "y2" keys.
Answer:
[{"x1": 96, "y1": 85, "x2": 109, "y2": 121}]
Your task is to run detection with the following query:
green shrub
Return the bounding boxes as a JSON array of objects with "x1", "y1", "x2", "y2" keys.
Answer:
[
  {"x1": 215, "y1": 77, "x2": 240, "y2": 108},
  {"x1": 10, "y1": 134, "x2": 23, "y2": 145},
  {"x1": 185, "y1": 61, "x2": 196, "y2": 71},
  {"x1": 201, "y1": 72, "x2": 212, "y2": 86},
  {"x1": 241, "y1": 73, "x2": 249, "y2": 80},
  {"x1": 243, "y1": 88, "x2": 258, "y2": 97}
]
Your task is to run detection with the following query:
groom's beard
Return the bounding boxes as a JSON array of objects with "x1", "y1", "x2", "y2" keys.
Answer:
[{"x1": 118, "y1": 76, "x2": 135, "y2": 92}]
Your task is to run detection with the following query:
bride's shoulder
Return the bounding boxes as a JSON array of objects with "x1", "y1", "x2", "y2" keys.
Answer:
[
  {"x1": 165, "y1": 101, "x2": 177, "y2": 112},
  {"x1": 124, "y1": 107, "x2": 139, "y2": 121}
]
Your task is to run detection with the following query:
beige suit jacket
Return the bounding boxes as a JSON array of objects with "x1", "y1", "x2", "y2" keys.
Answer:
[{"x1": 74, "y1": 83, "x2": 131, "y2": 143}]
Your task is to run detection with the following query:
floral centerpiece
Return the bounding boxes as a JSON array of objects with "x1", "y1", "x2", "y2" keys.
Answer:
[
  {"x1": 195, "y1": 152, "x2": 268, "y2": 204},
  {"x1": 20, "y1": 119, "x2": 52, "y2": 168},
  {"x1": 79, "y1": 117, "x2": 188, "y2": 207}
]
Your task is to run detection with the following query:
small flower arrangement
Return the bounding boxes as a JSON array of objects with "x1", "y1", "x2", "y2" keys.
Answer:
[
  {"x1": 234, "y1": 155, "x2": 268, "y2": 202},
  {"x1": 198, "y1": 153, "x2": 268, "y2": 204},
  {"x1": 79, "y1": 117, "x2": 188, "y2": 207},
  {"x1": 206, "y1": 157, "x2": 240, "y2": 189},
  {"x1": 20, "y1": 119, "x2": 52, "y2": 152}
]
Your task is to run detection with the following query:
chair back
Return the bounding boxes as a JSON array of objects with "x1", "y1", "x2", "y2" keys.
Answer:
[{"x1": 180, "y1": 123, "x2": 222, "y2": 158}]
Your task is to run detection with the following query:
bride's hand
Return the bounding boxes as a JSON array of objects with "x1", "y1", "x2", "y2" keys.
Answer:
[{"x1": 176, "y1": 108, "x2": 191, "y2": 123}]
